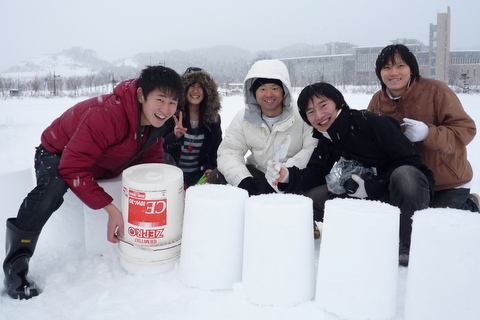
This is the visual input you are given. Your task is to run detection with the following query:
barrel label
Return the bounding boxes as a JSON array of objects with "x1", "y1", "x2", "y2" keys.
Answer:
[{"x1": 127, "y1": 189, "x2": 167, "y2": 227}]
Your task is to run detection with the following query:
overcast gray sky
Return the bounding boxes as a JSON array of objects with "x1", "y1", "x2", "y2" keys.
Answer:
[{"x1": 2, "y1": 0, "x2": 479, "y2": 72}]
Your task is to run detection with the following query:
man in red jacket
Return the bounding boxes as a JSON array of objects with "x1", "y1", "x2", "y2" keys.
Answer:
[{"x1": 3, "y1": 66, "x2": 184, "y2": 300}]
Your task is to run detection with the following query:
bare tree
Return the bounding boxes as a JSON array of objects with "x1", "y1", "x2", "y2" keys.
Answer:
[
  {"x1": 30, "y1": 76, "x2": 44, "y2": 94},
  {"x1": 251, "y1": 52, "x2": 273, "y2": 65},
  {"x1": 65, "y1": 76, "x2": 84, "y2": 96},
  {"x1": 85, "y1": 73, "x2": 97, "y2": 92},
  {"x1": 459, "y1": 73, "x2": 470, "y2": 93}
]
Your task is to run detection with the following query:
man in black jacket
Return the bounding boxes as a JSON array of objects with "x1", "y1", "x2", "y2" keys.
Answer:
[{"x1": 266, "y1": 82, "x2": 434, "y2": 266}]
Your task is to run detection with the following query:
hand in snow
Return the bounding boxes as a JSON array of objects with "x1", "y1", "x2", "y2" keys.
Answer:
[
  {"x1": 173, "y1": 111, "x2": 188, "y2": 139},
  {"x1": 266, "y1": 160, "x2": 289, "y2": 186},
  {"x1": 402, "y1": 118, "x2": 429, "y2": 142},
  {"x1": 104, "y1": 203, "x2": 124, "y2": 243}
]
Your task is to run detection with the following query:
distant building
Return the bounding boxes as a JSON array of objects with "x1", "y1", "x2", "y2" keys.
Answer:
[
  {"x1": 433, "y1": 7, "x2": 451, "y2": 83},
  {"x1": 225, "y1": 83, "x2": 243, "y2": 95},
  {"x1": 281, "y1": 53, "x2": 355, "y2": 88},
  {"x1": 450, "y1": 50, "x2": 480, "y2": 90},
  {"x1": 353, "y1": 45, "x2": 384, "y2": 86},
  {"x1": 279, "y1": 6, "x2": 480, "y2": 89}
]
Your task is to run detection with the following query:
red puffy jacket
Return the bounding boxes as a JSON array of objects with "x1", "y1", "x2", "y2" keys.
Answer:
[{"x1": 41, "y1": 79, "x2": 166, "y2": 209}]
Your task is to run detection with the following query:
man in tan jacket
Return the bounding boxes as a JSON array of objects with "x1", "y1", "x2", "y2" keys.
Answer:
[{"x1": 368, "y1": 44, "x2": 478, "y2": 212}]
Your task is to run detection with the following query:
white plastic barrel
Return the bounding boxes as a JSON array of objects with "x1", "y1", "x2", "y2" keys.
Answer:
[{"x1": 118, "y1": 163, "x2": 184, "y2": 275}]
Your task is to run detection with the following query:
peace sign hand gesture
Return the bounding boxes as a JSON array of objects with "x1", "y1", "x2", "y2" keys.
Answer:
[{"x1": 173, "y1": 111, "x2": 188, "y2": 139}]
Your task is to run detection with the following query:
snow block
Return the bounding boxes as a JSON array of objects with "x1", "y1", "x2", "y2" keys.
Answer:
[
  {"x1": 179, "y1": 184, "x2": 248, "y2": 290},
  {"x1": 242, "y1": 193, "x2": 315, "y2": 306},
  {"x1": 404, "y1": 208, "x2": 480, "y2": 320},
  {"x1": 40, "y1": 188, "x2": 86, "y2": 251},
  {"x1": 0, "y1": 168, "x2": 35, "y2": 223},
  {"x1": 83, "y1": 176, "x2": 122, "y2": 255},
  {"x1": 315, "y1": 198, "x2": 399, "y2": 320},
  {"x1": 40, "y1": 176, "x2": 123, "y2": 254}
]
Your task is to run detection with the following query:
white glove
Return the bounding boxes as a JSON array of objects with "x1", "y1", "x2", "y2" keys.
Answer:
[
  {"x1": 348, "y1": 174, "x2": 367, "y2": 199},
  {"x1": 266, "y1": 160, "x2": 289, "y2": 186},
  {"x1": 402, "y1": 118, "x2": 429, "y2": 142}
]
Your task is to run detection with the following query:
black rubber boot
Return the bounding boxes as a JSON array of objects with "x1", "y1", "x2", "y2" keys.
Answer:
[
  {"x1": 399, "y1": 241, "x2": 410, "y2": 267},
  {"x1": 3, "y1": 218, "x2": 41, "y2": 299}
]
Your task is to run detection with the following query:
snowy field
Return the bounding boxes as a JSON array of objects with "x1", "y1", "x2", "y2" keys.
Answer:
[{"x1": 0, "y1": 91, "x2": 479, "y2": 319}]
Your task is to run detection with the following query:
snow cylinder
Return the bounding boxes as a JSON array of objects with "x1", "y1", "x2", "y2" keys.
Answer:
[
  {"x1": 404, "y1": 208, "x2": 480, "y2": 320},
  {"x1": 315, "y1": 198, "x2": 399, "y2": 320},
  {"x1": 179, "y1": 184, "x2": 249, "y2": 290},
  {"x1": 118, "y1": 163, "x2": 184, "y2": 275},
  {"x1": 84, "y1": 176, "x2": 121, "y2": 255},
  {"x1": 242, "y1": 193, "x2": 315, "y2": 306}
]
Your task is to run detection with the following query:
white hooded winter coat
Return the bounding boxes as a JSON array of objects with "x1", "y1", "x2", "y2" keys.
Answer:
[{"x1": 217, "y1": 60, "x2": 318, "y2": 187}]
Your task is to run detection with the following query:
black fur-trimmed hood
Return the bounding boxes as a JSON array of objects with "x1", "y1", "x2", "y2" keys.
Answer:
[{"x1": 179, "y1": 70, "x2": 221, "y2": 123}]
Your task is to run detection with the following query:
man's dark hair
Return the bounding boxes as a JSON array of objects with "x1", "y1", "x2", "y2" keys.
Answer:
[
  {"x1": 297, "y1": 82, "x2": 348, "y2": 126},
  {"x1": 136, "y1": 65, "x2": 184, "y2": 102},
  {"x1": 374, "y1": 44, "x2": 421, "y2": 91}
]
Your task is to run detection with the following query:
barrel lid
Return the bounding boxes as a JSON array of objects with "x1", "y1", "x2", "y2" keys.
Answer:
[{"x1": 123, "y1": 163, "x2": 183, "y2": 184}]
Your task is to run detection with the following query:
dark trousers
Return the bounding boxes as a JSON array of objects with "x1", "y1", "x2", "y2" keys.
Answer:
[
  {"x1": 432, "y1": 188, "x2": 478, "y2": 212},
  {"x1": 15, "y1": 145, "x2": 69, "y2": 232},
  {"x1": 305, "y1": 165, "x2": 431, "y2": 248}
]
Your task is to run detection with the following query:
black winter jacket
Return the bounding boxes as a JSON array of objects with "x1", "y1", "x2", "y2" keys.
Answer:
[
  {"x1": 163, "y1": 119, "x2": 222, "y2": 172},
  {"x1": 280, "y1": 106, "x2": 434, "y2": 199}
]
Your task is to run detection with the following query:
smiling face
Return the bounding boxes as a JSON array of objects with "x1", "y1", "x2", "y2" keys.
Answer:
[
  {"x1": 137, "y1": 87, "x2": 178, "y2": 127},
  {"x1": 186, "y1": 82, "x2": 204, "y2": 106},
  {"x1": 306, "y1": 95, "x2": 338, "y2": 132},
  {"x1": 380, "y1": 54, "x2": 412, "y2": 97},
  {"x1": 255, "y1": 83, "x2": 284, "y2": 117}
]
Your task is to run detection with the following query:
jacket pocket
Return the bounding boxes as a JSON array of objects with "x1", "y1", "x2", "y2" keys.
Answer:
[{"x1": 440, "y1": 151, "x2": 460, "y2": 180}]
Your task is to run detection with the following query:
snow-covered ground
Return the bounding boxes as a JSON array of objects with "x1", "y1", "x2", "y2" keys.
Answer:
[{"x1": 0, "y1": 91, "x2": 479, "y2": 320}]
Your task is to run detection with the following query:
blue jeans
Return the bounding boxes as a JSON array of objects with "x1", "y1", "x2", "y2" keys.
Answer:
[
  {"x1": 431, "y1": 188, "x2": 478, "y2": 212},
  {"x1": 15, "y1": 145, "x2": 69, "y2": 232},
  {"x1": 305, "y1": 165, "x2": 431, "y2": 248}
]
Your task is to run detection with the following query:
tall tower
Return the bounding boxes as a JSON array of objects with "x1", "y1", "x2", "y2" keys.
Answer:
[
  {"x1": 436, "y1": 7, "x2": 451, "y2": 83},
  {"x1": 429, "y1": 23, "x2": 437, "y2": 79}
]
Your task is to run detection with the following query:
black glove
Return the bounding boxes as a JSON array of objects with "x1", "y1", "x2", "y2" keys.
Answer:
[
  {"x1": 344, "y1": 175, "x2": 368, "y2": 198},
  {"x1": 238, "y1": 177, "x2": 259, "y2": 196},
  {"x1": 344, "y1": 177, "x2": 359, "y2": 194}
]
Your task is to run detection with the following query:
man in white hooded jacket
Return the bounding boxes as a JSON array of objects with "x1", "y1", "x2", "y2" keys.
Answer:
[{"x1": 209, "y1": 60, "x2": 318, "y2": 196}]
